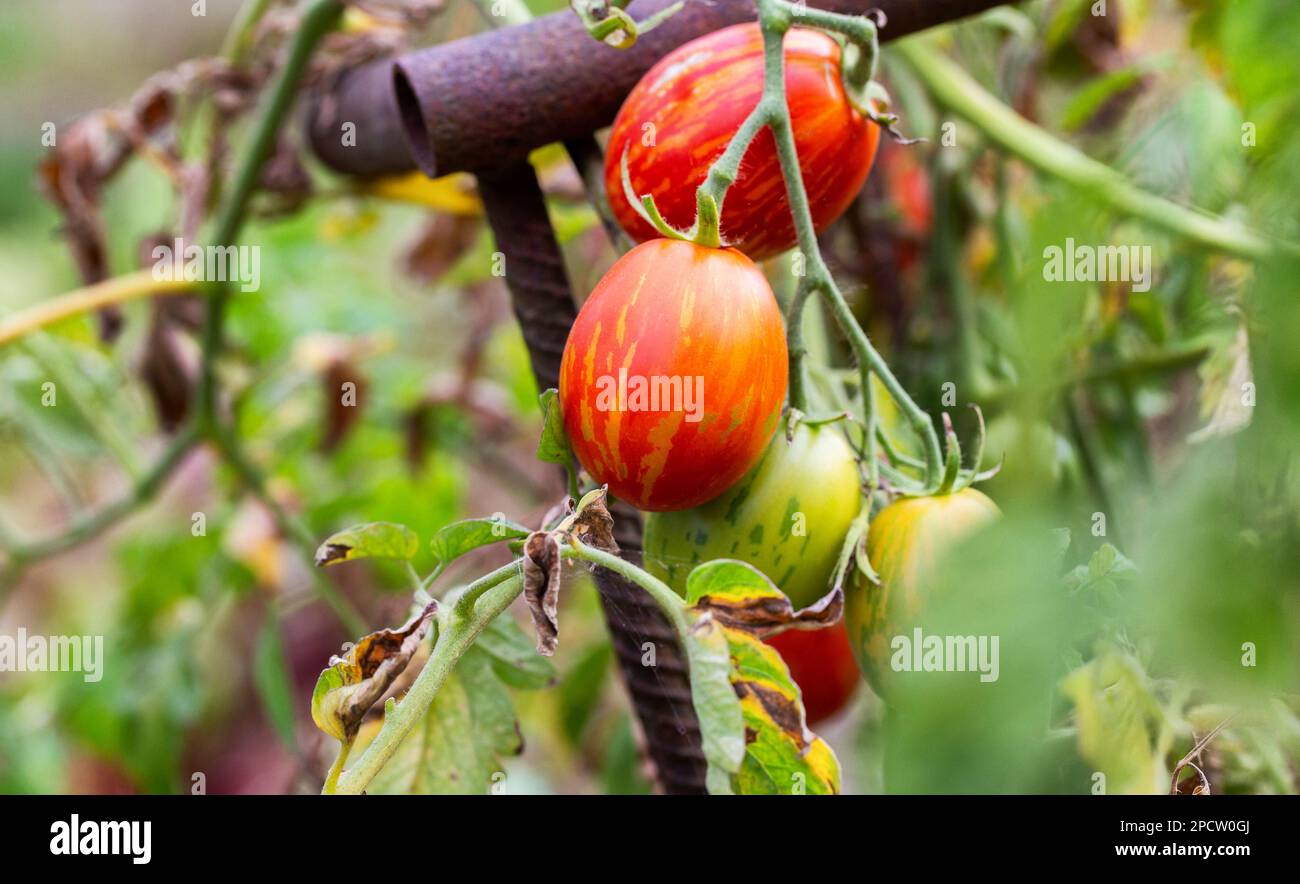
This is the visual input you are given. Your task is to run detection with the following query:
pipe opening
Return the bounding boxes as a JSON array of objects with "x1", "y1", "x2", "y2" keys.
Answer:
[{"x1": 393, "y1": 62, "x2": 438, "y2": 177}]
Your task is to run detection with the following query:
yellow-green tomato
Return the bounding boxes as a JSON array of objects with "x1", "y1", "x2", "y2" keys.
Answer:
[
  {"x1": 643, "y1": 421, "x2": 862, "y2": 609},
  {"x1": 844, "y1": 487, "x2": 1000, "y2": 697}
]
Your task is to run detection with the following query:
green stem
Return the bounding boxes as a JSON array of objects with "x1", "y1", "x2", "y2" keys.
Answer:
[
  {"x1": 321, "y1": 739, "x2": 352, "y2": 794},
  {"x1": 333, "y1": 571, "x2": 525, "y2": 795},
  {"x1": 220, "y1": 0, "x2": 274, "y2": 61},
  {"x1": 198, "y1": 0, "x2": 345, "y2": 420},
  {"x1": 894, "y1": 37, "x2": 1295, "y2": 261},
  {"x1": 755, "y1": 0, "x2": 942, "y2": 486},
  {"x1": 785, "y1": 280, "x2": 812, "y2": 412},
  {"x1": 452, "y1": 559, "x2": 525, "y2": 619},
  {"x1": 567, "y1": 540, "x2": 689, "y2": 634}
]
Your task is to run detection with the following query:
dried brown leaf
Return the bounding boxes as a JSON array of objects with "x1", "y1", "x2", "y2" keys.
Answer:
[{"x1": 522, "y1": 531, "x2": 563, "y2": 656}]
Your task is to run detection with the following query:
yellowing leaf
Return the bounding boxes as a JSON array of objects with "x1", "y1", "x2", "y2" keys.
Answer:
[
  {"x1": 311, "y1": 603, "x2": 437, "y2": 742},
  {"x1": 365, "y1": 172, "x2": 481, "y2": 215}
]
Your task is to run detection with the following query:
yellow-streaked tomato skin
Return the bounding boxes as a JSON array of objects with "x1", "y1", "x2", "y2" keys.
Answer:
[
  {"x1": 558, "y1": 239, "x2": 787, "y2": 512},
  {"x1": 844, "y1": 488, "x2": 1000, "y2": 697},
  {"x1": 643, "y1": 420, "x2": 861, "y2": 608},
  {"x1": 605, "y1": 23, "x2": 881, "y2": 261}
]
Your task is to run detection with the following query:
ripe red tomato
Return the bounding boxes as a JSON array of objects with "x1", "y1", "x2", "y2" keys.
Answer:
[
  {"x1": 767, "y1": 623, "x2": 861, "y2": 725},
  {"x1": 604, "y1": 23, "x2": 881, "y2": 261},
  {"x1": 558, "y1": 239, "x2": 787, "y2": 511}
]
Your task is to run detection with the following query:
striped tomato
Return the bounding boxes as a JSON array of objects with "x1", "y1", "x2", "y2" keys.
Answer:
[
  {"x1": 844, "y1": 488, "x2": 1000, "y2": 697},
  {"x1": 558, "y1": 239, "x2": 787, "y2": 512},
  {"x1": 644, "y1": 420, "x2": 863, "y2": 720},
  {"x1": 604, "y1": 23, "x2": 881, "y2": 261}
]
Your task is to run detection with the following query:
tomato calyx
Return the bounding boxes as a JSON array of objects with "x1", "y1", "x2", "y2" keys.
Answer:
[{"x1": 928, "y1": 405, "x2": 1003, "y2": 497}]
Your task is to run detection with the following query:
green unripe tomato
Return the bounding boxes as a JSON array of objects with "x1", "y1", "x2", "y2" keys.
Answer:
[{"x1": 643, "y1": 420, "x2": 862, "y2": 609}]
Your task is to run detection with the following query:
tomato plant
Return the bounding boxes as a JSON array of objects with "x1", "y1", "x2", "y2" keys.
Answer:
[
  {"x1": 844, "y1": 488, "x2": 1000, "y2": 697},
  {"x1": 604, "y1": 22, "x2": 881, "y2": 260},
  {"x1": 558, "y1": 239, "x2": 787, "y2": 511},
  {"x1": 644, "y1": 419, "x2": 863, "y2": 720}
]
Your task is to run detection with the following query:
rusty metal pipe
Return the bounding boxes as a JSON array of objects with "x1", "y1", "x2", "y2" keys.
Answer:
[{"x1": 307, "y1": 0, "x2": 1009, "y2": 178}]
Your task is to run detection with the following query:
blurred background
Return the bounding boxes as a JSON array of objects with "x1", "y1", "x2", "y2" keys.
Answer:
[{"x1": 0, "y1": 0, "x2": 1297, "y2": 794}]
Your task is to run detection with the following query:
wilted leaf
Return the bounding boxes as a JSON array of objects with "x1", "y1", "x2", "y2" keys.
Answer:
[
  {"x1": 402, "y1": 212, "x2": 483, "y2": 285},
  {"x1": 315, "y1": 522, "x2": 419, "y2": 567},
  {"x1": 474, "y1": 612, "x2": 557, "y2": 690},
  {"x1": 681, "y1": 563, "x2": 843, "y2": 795},
  {"x1": 685, "y1": 559, "x2": 843, "y2": 638},
  {"x1": 365, "y1": 647, "x2": 523, "y2": 795},
  {"x1": 522, "y1": 531, "x2": 563, "y2": 656},
  {"x1": 428, "y1": 516, "x2": 531, "y2": 578},
  {"x1": 536, "y1": 388, "x2": 573, "y2": 467},
  {"x1": 311, "y1": 602, "x2": 437, "y2": 742},
  {"x1": 320, "y1": 360, "x2": 365, "y2": 453},
  {"x1": 556, "y1": 486, "x2": 619, "y2": 554}
]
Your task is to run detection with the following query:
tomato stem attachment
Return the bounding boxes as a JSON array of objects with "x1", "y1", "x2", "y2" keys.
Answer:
[{"x1": 571, "y1": 0, "x2": 684, "y2": 49}]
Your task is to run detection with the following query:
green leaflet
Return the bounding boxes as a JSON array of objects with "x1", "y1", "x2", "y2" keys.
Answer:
[
  {"x1": 365, "y1": 647, "x2": 524, "y2": 794},
  {"x1": 474, "y1": 611, "x2": 557, "y2": 690},
  {"x1": 536, "y1": 388, "x2": 572, "y2": 466},
  {"x1": 315, "y1": 521, "x2": 418, "y2": 566},
  {"x1": 428, "y1": 516, "x2": 531, "y2": 578}
]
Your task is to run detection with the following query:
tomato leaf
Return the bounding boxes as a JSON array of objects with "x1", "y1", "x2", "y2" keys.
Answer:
[
  {"x1": 363, "y1": 647, "x2": 523, "y2": 794},
  {"x1": 310, "y1": 602, "x2": 437, "y2": 742},
  {"x1": 684, "y1": 559, "x2": 844, "y2": 638},
  {"x1": 428, "y1": 516, "x2": 531, "y2": 578},
  {"x1": 315, "y1": 521, "x2": 418, "y2": 567},
  {"x1": 522, "y1": 531, "x2": 563, "y2": 656},
  {"x1": 682, "y1": 562, "x2": 843, "y2": 794},
  {"x1": 683, "y1": 612, "x2": 746, "y2": 795},
  {"x1": 726, "y1": 629, "x2": 841, "y2": 794},
  {"x1": 474, "y1": 612, "x2": 557, "y2": 690}
]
